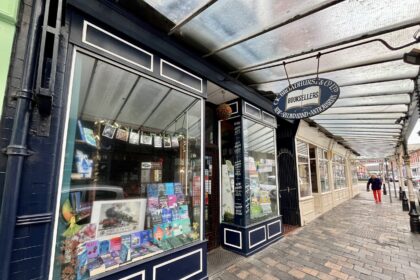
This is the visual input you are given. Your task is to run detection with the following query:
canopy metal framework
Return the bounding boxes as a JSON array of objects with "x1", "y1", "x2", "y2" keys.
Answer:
[{"x1": 140, "y1": 0, "x2": 420, "y2": 158}]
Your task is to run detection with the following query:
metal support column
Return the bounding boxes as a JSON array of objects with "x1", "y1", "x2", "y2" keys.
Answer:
[
  {"x1": 402, "y1": 141, "x2": 420, "y2": 233},
  {"x1": 385, "y1": 158, "x2": 392, "y2": 203},
  {"x1": 390, "y1": 160, "x2": 397, "y2": 198},
  {"x1": 397, "y1": 153, "x2": 405, "y2": 201}
]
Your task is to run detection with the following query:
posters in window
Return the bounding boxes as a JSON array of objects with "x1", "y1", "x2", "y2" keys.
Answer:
[
  {"x1": 129, "y1": 130, "x2": 140, "y2": 145},
  {"x1": 91, "y1": 199, "x2": 146, "y2": 238},
  {"x1": 154, "y1": 135, "x2": 162, "y2": 148},
  {"x1": 163, "y1": 136, "x2": 172, "y2": 148},
  {"x1": 140, "y1": 133, "x2": 152, "y2": 145},
  {"x1": 115, "y1": 128, "x2": 129, "y2": 142},
  {"x1": 102, "y1": 124, "x2": 117, "y2": 139}
]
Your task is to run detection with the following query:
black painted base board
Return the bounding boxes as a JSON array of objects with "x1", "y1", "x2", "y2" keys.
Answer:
[{"x1": 220, "y1": 216, "x2": 283, "y2": 256}]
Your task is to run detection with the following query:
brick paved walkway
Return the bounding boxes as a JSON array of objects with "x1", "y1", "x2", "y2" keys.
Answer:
[{"x1": 210, "y1": 184, "x2": 420, "y2": 280}]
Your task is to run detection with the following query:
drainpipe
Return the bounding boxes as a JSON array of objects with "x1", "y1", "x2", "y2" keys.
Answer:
[
  {"x1": 402, "y1": 140, "x2": 420, "y2": 233},
  {"x1": 0, "y1": 0, "x2": 43, "y2": 278}
]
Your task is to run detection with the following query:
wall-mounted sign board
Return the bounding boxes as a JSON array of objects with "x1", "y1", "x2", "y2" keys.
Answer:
[{"x1": 272, "y1": 78, "x2": 340, "y2": 119}]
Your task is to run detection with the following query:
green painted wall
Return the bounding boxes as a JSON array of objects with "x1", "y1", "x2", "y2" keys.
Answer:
[{"x1": 0, "y1": 0, "x2": 20, "y2": 118}]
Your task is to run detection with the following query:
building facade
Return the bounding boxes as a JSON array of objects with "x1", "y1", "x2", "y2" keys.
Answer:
[{"x1": 0, "y1": 1, "x2": 360, "y2": 279}]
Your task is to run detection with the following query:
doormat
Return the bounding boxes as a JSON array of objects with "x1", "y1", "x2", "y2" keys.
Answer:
[
  {"x1": 283, "y1": 224, "x2": 300, "y2": 235},
  {"x1": 207, "y1": 247, "x2": 245, "y2": 278}
]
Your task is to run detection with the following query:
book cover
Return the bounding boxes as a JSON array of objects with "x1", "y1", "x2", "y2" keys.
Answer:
[
  {"x1": 147, "y1": 184, "x2": 158, "y2": 197},
  {"x1": 167, "y1": 195, "x2": 177, "y2": 208},
  {"x1": 102, "y1": 124, "x2": 116, "y2": 139},
  {"x1": 90, "y1": 199, "x2": 146, "y2": 238},
  {"x1": 163, "y1": 222, "x2": 173, "y2": 239},
  {"x1": 161, "y1": 208, "x2": 172, "y2": 223},
  {"x1": 147, "y1": 197, "x2": 159, "y2": 211},
  {"x1": 140, "y1": 133, "x2": 152, "y2": 145},
  {"x1": 140, "y1": 229, "x2": 152, "y2": 244},
  {"x1": 171, "y1": 136, "x2": 179, "y2": 148},
  {"x1": 163, "y1": 136, "x2": 171, "y2": 148},
  {"x1": 119, "y1": 244, "x2": 129, "y2": 263},
  {"x1": 157, "y1": 184, "x2": 166, "y2": 196},
  {"x1": 165, "y1": 183, "x2": 174, "y2": 195},
  {"x1": 158, "y1": 195, "x2": 168, "y2": 209},
  {"x1": 110, "y1": 236, "x2": 122, "y2": 252},
  {"x1": 151, "y1": 209, "x2": 162, "y2": 225},
  {"x1": 129, "y1": 130, "x2": 140, "y2": 145},
  {"x1": 174, "y1": 183, "x2": 185, "y2": 204},
  {"x1": 76, "y1": 244, "x2": 88, "y2": 280},
  {"x1": 121, "y1": 234, "x2": 131, "y2": 247},
  {"x1": 85, "y1": 240, "x2": 99, "y2": 259},
  {"x1": 83, "y1": 127, "x2": 97, "y2": 147},
  {"x1": 176, "y1": 205, "x2": 189, "y2": 220},
  {"x1": 153, "y1": 224, "x2": 165, "y2": 242},
  {"x1": 154, "y1": 135, "x2": 162, "y2": 148},
  {"x1": 130, "y1": 232, "x2": 141, "y2": 248},
  {"x1": 172, "y1": 218, "x2": 191, "y2": 236},
  {"x1": 115, "y1": 128, "x2": 129, "y2": 142},
  {"x1": 99, "y1": 240, "x2": 110, "y2": 256}
]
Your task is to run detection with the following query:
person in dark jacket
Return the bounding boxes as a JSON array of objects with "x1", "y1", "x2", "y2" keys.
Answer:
[{"x1": 366, "y1": 174, "x2": 382, "y2": 203}]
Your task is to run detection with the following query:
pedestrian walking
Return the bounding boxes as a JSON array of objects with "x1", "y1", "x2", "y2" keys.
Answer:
[{"x1": 366, "y1": 174, "x2": 382, "y2": 203}]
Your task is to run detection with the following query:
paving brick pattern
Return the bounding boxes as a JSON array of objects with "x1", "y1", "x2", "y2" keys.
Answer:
[{"x1": 210, "y1": 184, "x2": 420, "y2": 279}]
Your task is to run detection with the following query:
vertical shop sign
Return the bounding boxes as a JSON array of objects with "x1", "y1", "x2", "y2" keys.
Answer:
[{"x1": 233, "y1": 120, "x2": 243, "y2": 224}]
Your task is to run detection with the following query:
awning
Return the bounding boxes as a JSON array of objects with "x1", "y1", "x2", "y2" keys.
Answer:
[{"x1": 133, "y1": 0, "x2": 420, "y2": 157}]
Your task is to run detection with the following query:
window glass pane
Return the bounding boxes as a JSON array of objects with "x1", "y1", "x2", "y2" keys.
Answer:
[
  {"x1": 333, "y1": 155, "x2": 346, "y2": 189},
  {"x1": 297, "y1": 140, "x2": 311, "y2": 197},
  {"x1": 218, "y1": 0, "x2": 420, "y2": 69},
  {"x1": 318, "y1": 148, "x2": 330, "y2": 192},
  {"x1": 52, "y1": 52, "x2": 202, "y2": 279},
  {"x1": 220, "y1": 119, "x2": 236, "y2": 224},
  {"x1": 243, "y1": 119, "x2": 278, "y2": 224},
  {"x1": 144, "y1": 0, "x2": 209, "y2": 23},
  {"x1": 352, "y1": 165, "x2": 358, "y2": 185},
  {"x1": 178, "y1": 0, "x2": 331, "y2": 51},
  {"x1": 245, "y1": 27, "x2": 420, "y2": 83},
  {"x1": 257, "y1": 60, "x2": 419, "y2": 93}
]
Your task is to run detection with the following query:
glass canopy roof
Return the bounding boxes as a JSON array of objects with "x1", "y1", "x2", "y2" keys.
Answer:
[{"x1": 142, "y1": 0, "x2": 420, "y2": 157}]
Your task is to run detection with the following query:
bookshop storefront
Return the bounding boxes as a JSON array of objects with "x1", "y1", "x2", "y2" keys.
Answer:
[
  {"x1": 218, "y1": 100, "x2": 282, "y2": 255},
  {"x1": 50, "y1": 11, "x2": 207, "y2": 280}
]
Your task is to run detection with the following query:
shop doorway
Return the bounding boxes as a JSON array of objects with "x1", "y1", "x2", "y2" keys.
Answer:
[
  {"x1": 204, "y1": 83, "x2": 237, "y2": 251},
  {"x1": 205, "y1": 147, "x2": 220, "y2": 250},
  {"x1": 277, "y1": 120, "x2": 301, "y2": 229}
]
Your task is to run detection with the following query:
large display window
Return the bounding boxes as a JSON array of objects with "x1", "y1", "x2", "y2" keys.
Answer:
[
  {"x1": 318, "y1": 148, "x2": 330, "y2": 193},
  {"x1": 243, "y1": 118, "x2": 278, "y2": 224},
  {"x1": 220, "y1": 104, "x2": 279, "y2": 226},
  {"x1": 51, "y1": 51, "x2": 203, "y2": 279},
  {"x1": 296, "y1": 140, "x2": 311, "y2": 198}
]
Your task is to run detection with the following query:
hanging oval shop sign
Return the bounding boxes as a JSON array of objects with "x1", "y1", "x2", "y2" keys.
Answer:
[{"x1": 272, "y1": 78, "x2": 340, "y2": 119}]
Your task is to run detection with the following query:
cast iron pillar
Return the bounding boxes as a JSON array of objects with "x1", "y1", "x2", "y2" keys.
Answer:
[
  {"x1": 403, "y1": 142, "x2": 420, "y2": 233},
  {"x1": 396, "y1": 154, "x2": 404, "y2": 201}
]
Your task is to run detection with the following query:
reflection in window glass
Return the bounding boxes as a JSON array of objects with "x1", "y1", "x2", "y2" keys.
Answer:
[
  {"x1": 318, "y1": 148, "x2": 330, "y2": 193},
  {"x1": 52, "y1": 52, "x2": 202, "y2": 279},
  {"x1": 297, "y1": 141, "x2": 311, "y2": 198},
  {"x1": 351, "y1": 164, "x2": 358, "y2": 185},
  {"x1": 333, "y1": 155, "x2": 346, "y2": 189},
  {"x1": 243, "y1": 118, "x2": 278, "y2": 224}
]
